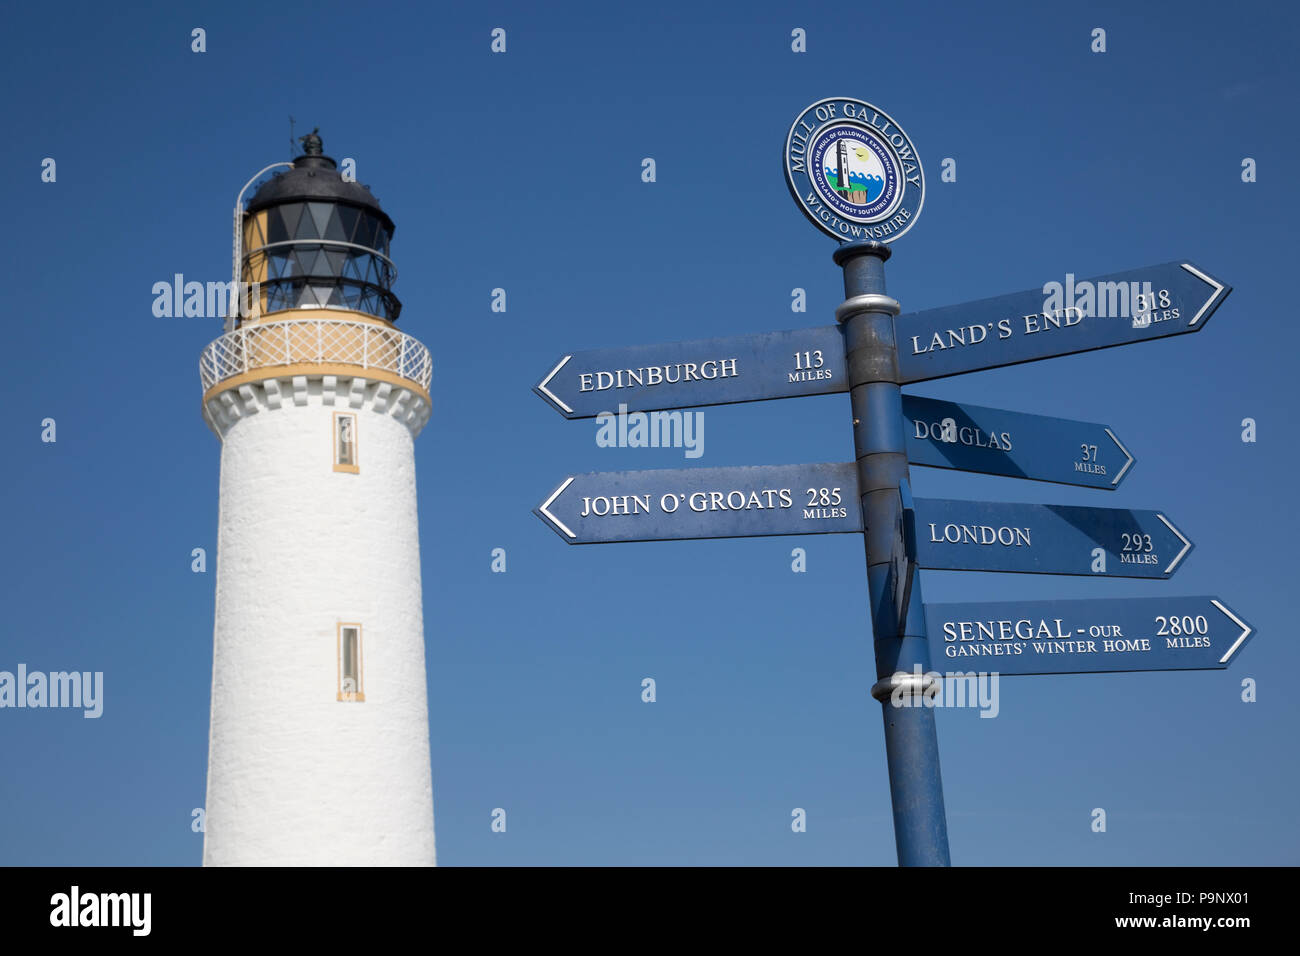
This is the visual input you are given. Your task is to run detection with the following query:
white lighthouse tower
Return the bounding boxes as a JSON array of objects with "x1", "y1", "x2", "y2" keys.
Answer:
[{"x1": 198, "y1": 132, "x2": 437, "y2": 865}]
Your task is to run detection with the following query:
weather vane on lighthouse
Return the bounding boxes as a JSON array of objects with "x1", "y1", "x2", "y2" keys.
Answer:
[{"x1": 197, "y1": 132, "x2": 438, "y2": 866}]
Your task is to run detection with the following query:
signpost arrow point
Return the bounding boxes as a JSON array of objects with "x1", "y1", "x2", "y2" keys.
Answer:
[
  {"x1": 1157, "y1": 513, "x2": 1193, "y2": 574},
  {"x1": 1214, "y1": 600, "x2": 1253, "y2": 664},
  {"x1": 536, "y1": 356, "x2": 575, "y2": 416},
  {"x1": 1105, "y1": 427, "x2": 1135, "y2": 486},
  {"x1": 537, "y1": 476, "x2": 577, "y2": 539},
  {"x1": 1181, "y1": 262, "x2": 1229, "y2": 327}
]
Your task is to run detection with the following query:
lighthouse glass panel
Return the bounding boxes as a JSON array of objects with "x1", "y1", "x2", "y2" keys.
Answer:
[
  {"x1": 333, "y1": 412, "x2": 358, "y2": 473},
  {"x1": 243, "y1": 203, "x2": 400, "y2": 321},
  {"x1": 338, "y1": 624, "x2": 364, "y2": 702}
]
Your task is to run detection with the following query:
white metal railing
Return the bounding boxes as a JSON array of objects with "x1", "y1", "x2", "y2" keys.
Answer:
[{"x1": 200, "y1": 318, "x2": 432, "y2": 393}]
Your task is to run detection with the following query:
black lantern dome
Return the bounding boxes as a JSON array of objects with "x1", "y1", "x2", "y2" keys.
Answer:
[{"x1": 241, "y1": 131, "x2": 401, "y2": 321}]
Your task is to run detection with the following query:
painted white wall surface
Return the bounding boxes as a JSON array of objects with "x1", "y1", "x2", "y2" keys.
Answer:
[{"x1": 204, "y1": 374, "x2": 436, "y2": 866}]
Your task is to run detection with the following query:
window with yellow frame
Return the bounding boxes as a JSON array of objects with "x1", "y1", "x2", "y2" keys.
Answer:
[{"x1": 333, "y1": 412, "x2": 358, "y2": 473}]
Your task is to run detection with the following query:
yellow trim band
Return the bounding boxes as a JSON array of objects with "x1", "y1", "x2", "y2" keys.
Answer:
[{"x1": 203, "y1": 363, "x2": 431, "y2": 407}]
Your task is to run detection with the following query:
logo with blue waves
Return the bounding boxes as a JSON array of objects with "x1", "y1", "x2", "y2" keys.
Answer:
[
  {"x1": 827, "y1": 164, "x2": 885, "y2": 204},
  {"x1": 784, "y1": 98, "x2": 925, "y2": 244},
  {"x1": 810, "y1": 124, "x2": 896, "y2": 220}
]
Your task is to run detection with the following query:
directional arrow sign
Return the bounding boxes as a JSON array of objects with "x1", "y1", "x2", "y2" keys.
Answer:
[
  {"x1": 925, "y1": 597, "x2": 1254, "y2": 675},
  {"x1": 536, "y1": 462, "x2": 861, "y2": 543},
  {"x1": 913, "y1": 498, "x2": 1192, "y2": 578},
  {"x1": 896, "y1": 261, "x2": 1230, "y2": 383},
  {"x1": 535, "y1": 326, "x2": 846, "y2": 418},
  {"x1": 902, "y1": 394, "x2": 1134, "y2": 489}
]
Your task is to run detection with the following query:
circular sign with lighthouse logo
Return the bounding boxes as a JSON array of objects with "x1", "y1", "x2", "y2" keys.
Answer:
[{"x1": 783, "y1": 97, "x2": 924, "y2": 243}]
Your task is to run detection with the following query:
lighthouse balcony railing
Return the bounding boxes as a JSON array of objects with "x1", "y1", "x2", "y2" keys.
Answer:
[{"x1": 200, "y1": 317, "x2": 432, "y2": 394}]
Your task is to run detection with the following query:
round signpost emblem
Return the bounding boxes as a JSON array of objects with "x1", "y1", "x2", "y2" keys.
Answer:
[{"x1": 783, "y1": 97, "x2": 925, "y2": 243}]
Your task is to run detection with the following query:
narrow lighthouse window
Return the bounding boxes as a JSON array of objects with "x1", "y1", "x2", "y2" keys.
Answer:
[
  {"x1": 338, "y1": 623, "x2": 365, "y2": 701},
  {"x1": 333, "y1": 412, "x2": 358, "y2": 473}
]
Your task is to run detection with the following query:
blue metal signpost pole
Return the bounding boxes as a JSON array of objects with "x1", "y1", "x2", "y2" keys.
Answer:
[{"x1": 835, "y1": 240, "x2": 951, "y2": 866}]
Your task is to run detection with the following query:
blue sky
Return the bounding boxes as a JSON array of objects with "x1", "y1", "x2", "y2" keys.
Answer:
[{"x1": 0, "y1": 0, "x2": 1296, "y2": 865}]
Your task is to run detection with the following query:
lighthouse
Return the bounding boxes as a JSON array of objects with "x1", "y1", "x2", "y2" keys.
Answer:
[
  {"x1": 198, "y1": 133, "x2": 437, "y2": 866},
  {"x1": 836, "y1": 139, "x2": 851, "y2": 193}
]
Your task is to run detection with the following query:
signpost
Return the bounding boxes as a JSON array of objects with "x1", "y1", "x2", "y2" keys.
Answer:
[
  {"x1": 902, "y1": 395, "x2": 1134, "y2": 489},
  {"x1": 535, "y1": 325, "x2": 845, "y2": 418},
  {"x1": 533, "y1": 95, "x2": 1252, "y2": 868},
  {"x1": 912, "y1": 498, "x2": 1192, "y2": 578},
  {"x1": 895, "y1": 261, "x2": 1230, "y2": 383},
  {"x1": 926, "y1": 597, "x2": 1253, "y2": 676},
  {"x1": 536, "y1": 462, "x2": 861, "y2": 544}
]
